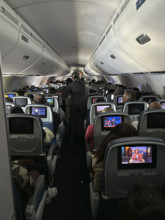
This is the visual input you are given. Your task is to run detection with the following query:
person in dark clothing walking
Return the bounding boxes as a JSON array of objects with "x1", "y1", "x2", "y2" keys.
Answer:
[{"x1": 62, "y1": 71, "x2": 87, "y2": 143}]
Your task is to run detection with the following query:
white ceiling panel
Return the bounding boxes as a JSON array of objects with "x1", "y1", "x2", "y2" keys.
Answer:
[{"x1": 4, "y1": 0, "x2": 122, "y2": 67}]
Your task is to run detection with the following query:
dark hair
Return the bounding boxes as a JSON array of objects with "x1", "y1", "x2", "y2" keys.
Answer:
[
  {"x1": 33, "y1": 94, "x2": 46, "y2": 104},
  {"x1": 5, "y1": 97, "x2": 13, "y2": 103},
  {"x1": 66, "y1": 78, "x2": 73, "y2": 86},
  {"x1": 125, "y1": 90, "x2": 137, "y2": 101},
  {"x1": 10, "y1": 106, "x2": 24, "y2": 114},
  {"x1": 72, "y1": 71, "x2": 80, "y2": 80},
  {"x1": 95, "y1": 122, "x2": 138, "y2": 163},
  {"x1": 120, "y1": 183, "x2": 165, "y2": 220}
]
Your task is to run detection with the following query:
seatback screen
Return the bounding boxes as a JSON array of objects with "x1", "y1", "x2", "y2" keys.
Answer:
[
  {"x1": 46, "y1": 98, "x2": 54, "y2": 107},
  {"x1": 30, "y1": 107, "x2": 47, "y2": 118},
  {"x1": 6, "y1": 93, "x2": 16, "y2": 98},
  {"x1": 96, "y1": 105, "x2": 110, "y2": 114},
  {"x1": 160, "y1": 102, "x2": 165, "y2": 109},
  {"x1": 147, "y1": 113, "x2": 165, "y2": 128},
  {"x1": 102, "y1": 116, "x2": 122, "y2": 131},
  {"x1": 128, "y1": 104, "x2": 144, "y2": 115},
  {"x1": 118, "y1": 145, "x2": 156, "y2": 169},
  {"x1": 15, "y1": 98, "x2": 27, "y2": 107},
  {"x1": 117, "y1": 96, "x2": 123, "y2": 105},
  {"x1": 9, "y1": 117, "x2": 34, "y2": 134}
]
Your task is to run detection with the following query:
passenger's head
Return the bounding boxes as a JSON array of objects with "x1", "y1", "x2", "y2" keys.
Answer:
[
  {"x1": 96, "y1": 122, "x2": 138, "y2": 162},
  {"x1": 66, "y1": 78, "x2": 73, "y2": 86},
  {"x1": 114, "y1": 86, "x2": 125, "y2": 96},
  {"x1": 33, "y1": 94, "x2": 46, "y2": 104},
  {"x1": 72, "y1": 71, "x2": 80, "y2": 80},
  {"x1": 122, "y1": 90, "x2": 137, "y2": 103},
  {"x1": 148, "y1": 102, "x2": 161, "y2": 110},
  {"x1": 5, "y1": 97, "x2": 13, "y2": 103},
  {"x1": 10, "y1": 106, "x2": 24, "y2": 114},
  {"x1": 102, "y1": 107, "x2": 114, "y2": 113},
  {"x1": 120, "y1": 183, "x2": 165, "y2": 220}
]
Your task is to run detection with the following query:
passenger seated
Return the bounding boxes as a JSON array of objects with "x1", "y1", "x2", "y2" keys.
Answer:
[
  {"x1": 10, "y1": 106, "x2": 24, "y2": 114},
  {"x1": 5, "y1": 97, "x2": 13, "y2": 103},
  {"x1": 12, "y1": 161, "x2": 57, "y2": 206},
  {"x1": 85, "y1": 107, "x2": 114, "y2": 151},
  {"x1": 33, "y1": 93, "x2": 61, "y2": 135},
  {"x1": 122, "y1": 90, "x2": 137, "y2": 104},
  {"x1": 120, "y1": 183, "x2": 165, "y2": 220},
  {"x1": 91, "y1": 122, "x2": 138, "y2": 192},
  {"x1": 148, "y1": 101, "x2": 162, "y2": 110}
]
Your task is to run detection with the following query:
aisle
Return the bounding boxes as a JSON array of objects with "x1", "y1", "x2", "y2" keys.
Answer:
[{"x1": 42, "y1": 138, "x2": 92, "y2": 220}]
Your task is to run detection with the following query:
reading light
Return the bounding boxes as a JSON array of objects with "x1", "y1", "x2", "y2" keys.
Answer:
[
  {"x1": 100, "y1": 61, "x2": 104, "y2": 65},
  {"x1": 136, "y1": 33, "x2": 151, "y2": 45}
]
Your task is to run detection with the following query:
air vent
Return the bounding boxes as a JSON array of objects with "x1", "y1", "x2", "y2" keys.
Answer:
[
  {"x1": 106, "y1": 26, "x2": 112, "y2": 36},
  {"x1": 99, "y1": 36, "x2": 105, "y2": 46},
  {"x1": 121, "y1": 0, "x2": 130, "y2": 13},
  {"x1": 0, "y1": 6, "x2": 18, "y2": 25},
  {"x1": 100, "y1": 61, "x2": 104, "y2": 65},
  {"x1": 136, "y1": 33, "x2": 151, "y2": 45},
  {"x1": 22, "y1": 35, "x2": 28, "y2": 43},
  {"x1": 23, "y1": 55, "x2": 30, "y2": 60}
]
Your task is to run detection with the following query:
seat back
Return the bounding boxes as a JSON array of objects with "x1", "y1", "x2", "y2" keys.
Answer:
[
  {"x1": 90, "y1": 102, "x2": 116, "y2": 124},
  {"x1": 25, "y1": 104, "x2": 54, "y2": 133},
  {"x1": 123, "y1": 101, "x2": 149, "y2": 122},
  {"x1": 138, "y1": 109, "x2": 165, "y2": 141},
  {"x1": 139, "y1": 95, "x2": 159, "y2": 104},
  {"x1": 13, "y1": 96, "x2": 32, "y2": 112},
  {"x1": 94, "y1": 112, "x2": 131, "y2": 149},
  {"x1": 87, "y1": 95, "x2": 107, "y2": 110},
  {"x1": 103, "y1": 136, "x2": 165, "y2": 199},
  {"x1": 113, "y1": 95, "x2": 123, "y2": 109},
  {"x1": 5, "y1": 102, "x2": 15, "y2": 114},
  {"x1": 7, "y1": 114, "x2": 44, "y2": 155}
]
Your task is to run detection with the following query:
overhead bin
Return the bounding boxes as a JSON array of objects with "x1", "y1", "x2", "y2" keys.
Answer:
[
  {"x1": 0, "y1": 1, "x2": 19, "y2": 58},
  {"x1": 0, "y1": 0, "x2": 69, "y2": 75},
  {"x1": 113, "y1": 0, "x2": 165, "y2": 72},
  {"x1": 88, "y1": 28, "x2": 150, "y2": 75}
]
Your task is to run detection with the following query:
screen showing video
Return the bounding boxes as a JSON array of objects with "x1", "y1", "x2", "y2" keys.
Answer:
[
  {"x1": 96, "y1": 105, "x2": 110, "y2": 114},
  {"x1": 147, "y1": 113, "x2": 165, "y2": 129},
  {"x1": 6, "y1": 93, "x2": 16, "y2": 98},
  {"x1": 9, "y1": 117, "x2": 34, "y2": 134},
  {"x1": 102, "y1": 116, "x2": 122, "y2": 131},
  {"x1": 46, "y1": 98, "x2": 54, "y2": 107},
  {"x1": 118, "y1": 145, "x2": 156, "y2": 169},
  {"x1": 30, "y1": 107, "x2": 47, "y2": 118},
  {"x1": 117, "y1": 96, "x2": 123, "y2": 105},
  {"x1": 161, "y1": 102, "x2": 165, "y2": 110},
  {"x1": 111, "y1": 94, "x2": 114, "y2": 101},
  {"x1": 15, "y1": 98, "x2": 27, "y2": 107},
  {"x1": 128, "y1": 104, "x2": 144, "y2": 115}
]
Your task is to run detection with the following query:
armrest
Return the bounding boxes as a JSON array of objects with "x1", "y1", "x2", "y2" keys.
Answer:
[
  {"x1": 25, "y1": 175, "x2": 46, "y2": 218},
  {"x1": 46, "y1": 143, "x2": 57, "y2": 178}
]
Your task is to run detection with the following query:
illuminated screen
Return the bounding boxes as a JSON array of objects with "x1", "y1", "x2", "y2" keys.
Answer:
[
  {"x1": 30, "y1": 107, "x2": 47, "y2": 118},
  {"x1": 96, "y1": 105, "x2": 110, "y2": 114},
  {"x1": 118, "y1": 145, "x2": 156, "y2": 169},
  {"x1": 6, "y1": 94, "x2": 16, "y2": 98},
  {"x1": 15, "y1": 98, "x2": 27, "y2": 107},
  {"x1": 161, "y1": 102, "x2": 165, "y2": 110},
  {"x1": 111, "y1": 94, "x2": 114, "y2": 101},
  {"x1": 43, "y1": 88, "x2": 49, "y2": 93},
  {"x1": 9, "y1": 117, "x2": 33, "y2": 134},
  {"x1": 92, "y1": 98, "x2": 97, "y2": 104},
  {"x1": 102, "y1": 116, "x2": 122, "y2": 131},
  {"x1": 147, "y1": 113, "x2": 165, "y2": 128},
  {"x1": 143, "y1": 97, "x2": 156, "y2": 104},
  {"x1": 46, "y1": 98, "x2": 54, "y2": 107},
  {"x1": 128, "y1": 104, "x2": 144, "y2": 115},
  {"x1": 117, "y1": 96, "x2": 123, "y2": 105},
  {"x1": 6, "y1": 105, "x2": 12, "y2": 114}
]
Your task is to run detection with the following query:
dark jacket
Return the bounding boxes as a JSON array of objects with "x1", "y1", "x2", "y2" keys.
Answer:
[{"x1": 62, "y1": 79, "x2": 87, "y2": 111}]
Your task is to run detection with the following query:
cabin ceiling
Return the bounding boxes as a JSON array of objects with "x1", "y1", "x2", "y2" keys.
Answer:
[{"x1": 4, "y1": 0, "x2": 122, "y2": 68}]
